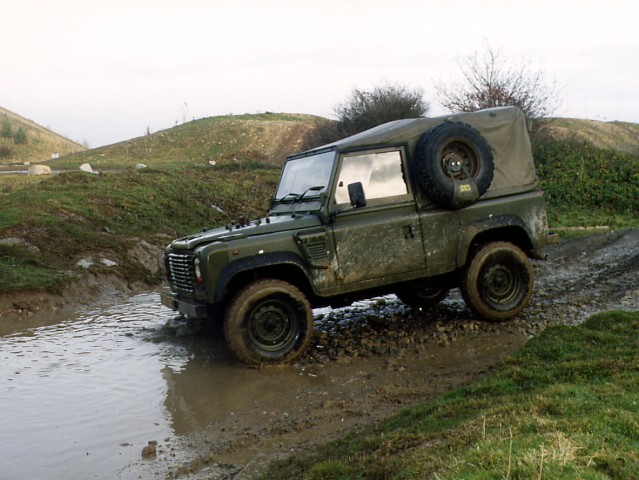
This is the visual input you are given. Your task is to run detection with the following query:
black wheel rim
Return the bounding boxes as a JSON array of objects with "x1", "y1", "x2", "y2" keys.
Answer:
[
  {"x1": 248, "y1": 298, "x2": 299, "y2": 353},
  {"x1": 440, "y1": 141, "x2": 479, "y2": 180},
  {"x1": 480, "y1": 261, "x2": 522, "y2": 309}
]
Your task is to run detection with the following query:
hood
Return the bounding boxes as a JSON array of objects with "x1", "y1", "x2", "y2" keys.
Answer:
[{"x1": 169, "y1": 213, "x2": 323, "y2": 250}]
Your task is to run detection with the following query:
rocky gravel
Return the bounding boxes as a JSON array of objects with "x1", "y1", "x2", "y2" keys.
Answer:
[{"x1": 301, "y1": 227, "x2": 639, "y2": 365}]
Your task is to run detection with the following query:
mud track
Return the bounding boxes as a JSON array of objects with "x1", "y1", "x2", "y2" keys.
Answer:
[{"x1": 125, "y1": 228, "x2": 639, "y2": 480}]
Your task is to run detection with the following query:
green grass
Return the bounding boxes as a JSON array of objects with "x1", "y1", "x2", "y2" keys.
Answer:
[
  {"x1": 0, "y1": 162, "x2": 280, "y2": 291},
  {"x1": 48, "y1": 112, "x2": 316, "y2": 171},
  {"x1": 0, "y1": 245, "x2": 64, "y2": 292},
  {"x1": 0, "y1": 113, "x2": 316, "y2": 293},
  {"x1": 260, "y1": 311, "x2": 639, "y2": 479},
  {"x1": 532, "y1": 136, "x2": 639, "y2": 229}
]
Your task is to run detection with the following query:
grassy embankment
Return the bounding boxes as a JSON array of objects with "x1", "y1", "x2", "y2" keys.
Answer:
[
  {"x1": 0, "y1": 106, "x2": 85, "y2": 164},
  {"x1": 533, "y1": 130, "x2": 639, "y2": 229},
  {"x1": 0, "y1": 114, "x2": 638, "y2": 293},
  {"x1": 260, "y1": 311, "x2": 639, "y2": 479},
  {"x1": 0, "y1": 113, "x2": 313, "y2": 292}
]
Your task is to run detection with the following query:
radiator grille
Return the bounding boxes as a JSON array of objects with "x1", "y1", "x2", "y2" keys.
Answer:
[{"x1": 167, "y1": 252, "x2": 196, "y2": 292}]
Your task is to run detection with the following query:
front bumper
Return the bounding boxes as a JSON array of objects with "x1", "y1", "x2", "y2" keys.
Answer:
[{"x1": 160, "y1": 292, "x2": 209, "y2": 319}]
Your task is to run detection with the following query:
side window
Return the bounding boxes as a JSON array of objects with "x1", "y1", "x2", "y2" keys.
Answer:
[{"x1": 334, "y1": 150, "x2": 407, "y2": 204}]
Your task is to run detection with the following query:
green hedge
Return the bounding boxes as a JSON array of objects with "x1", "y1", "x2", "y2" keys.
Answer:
[{"x1": 532, "y1": 138, "x2": 639, "y2": 227}]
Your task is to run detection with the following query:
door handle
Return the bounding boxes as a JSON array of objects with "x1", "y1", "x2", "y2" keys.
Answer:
[{"x1": 403, "y1": 225, "x2": 415, "y2": 240}]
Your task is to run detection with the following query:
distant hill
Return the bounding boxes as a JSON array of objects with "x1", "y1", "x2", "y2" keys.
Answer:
[
  {"x1": 0, "y1": 106, "x2": 86, "y2": 164},
  {"x1": 540, "y1": 117, "x2": 639, "y2": 155},
  {"x1": 50, "y1": 112, "x2": 638, "y2": 174},
  {"x1": 51, "y1": 112, "x2": 319, "y2": 171}
]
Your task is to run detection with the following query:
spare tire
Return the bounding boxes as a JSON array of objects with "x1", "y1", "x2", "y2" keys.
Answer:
[{"x1": 414, "y1": 122, "x2": 494, "y2": 208}]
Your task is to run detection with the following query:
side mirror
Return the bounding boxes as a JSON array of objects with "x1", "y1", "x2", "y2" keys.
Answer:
[{"x1": 348, "y1": 182, "x2": 367, "y2": 208}]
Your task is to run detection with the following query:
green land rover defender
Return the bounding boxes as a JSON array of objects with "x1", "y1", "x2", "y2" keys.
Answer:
[{"x1": 161, "y1": 106, "x2": 551, "y2": 364}]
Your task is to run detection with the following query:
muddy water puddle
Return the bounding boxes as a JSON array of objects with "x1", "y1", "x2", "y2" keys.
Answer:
[
  {"x1": 0, "y1": 293, "x2": 320, "y2": 480},
  {"x1": 1, "y1": 291, "x2": 529, "y2": 479}
]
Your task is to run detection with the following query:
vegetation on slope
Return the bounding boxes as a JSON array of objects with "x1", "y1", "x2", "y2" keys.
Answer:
[
  {"x1": 0, "y1": 113, "x2": 638, "y2": 294},
  {"x1": 260, "y1": 311, "x2": 639, "y2": 479},
  {"x1": 0, "y1": 106, "x2": 85, "y2": 164},
  {"x1": 0, "y1": 113, "x2": 316, "y2": 293},
  {"x1": 532, "y1": 133, "x2": 639, "y2": 228},
  {"x1": 52, "y1": 112, "x2": 316, "y2": 170}
]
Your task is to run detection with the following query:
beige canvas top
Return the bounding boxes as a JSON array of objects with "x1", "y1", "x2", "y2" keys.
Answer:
[{"x1": 320, "y1": 106, "x2": 538, "y2": 199}]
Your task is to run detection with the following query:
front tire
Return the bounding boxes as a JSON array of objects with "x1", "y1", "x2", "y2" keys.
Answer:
[
  {"x1": 224, "y1": 279, "x2": 313, "y2": 364},
  {"x1": 460, "y1": 242, "x2": 533, "y2": 321}
]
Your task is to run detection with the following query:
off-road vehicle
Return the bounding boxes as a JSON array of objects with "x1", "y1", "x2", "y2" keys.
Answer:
[{"x1": 161, "y1": 106, "x2": 551, "y2": 364}]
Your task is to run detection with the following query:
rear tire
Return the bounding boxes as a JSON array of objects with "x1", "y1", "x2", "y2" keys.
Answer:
[
  {"x1": 395, "y1": 285, "x2": 450, "y2": 309},
  {"x1": 224, "y1": 279, "x2": 313, "y2": 364},
  {"x1": 460, "y1": 242, "x2": 533, "y2": 321}
]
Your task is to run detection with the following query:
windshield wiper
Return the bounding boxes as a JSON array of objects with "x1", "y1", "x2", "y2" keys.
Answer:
[{"x1": 278, "y1": 185, "x2": 325, "y2": 203}]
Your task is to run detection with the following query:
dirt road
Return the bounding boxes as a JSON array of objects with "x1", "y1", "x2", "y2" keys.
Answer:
[{"x1": 121, "y1": 228, "x2": 639, "y2": 479}]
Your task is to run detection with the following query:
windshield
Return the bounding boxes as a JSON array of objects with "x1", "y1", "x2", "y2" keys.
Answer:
[{"x1": 275, "y1": 150, "x2": 335, "y2": 202}]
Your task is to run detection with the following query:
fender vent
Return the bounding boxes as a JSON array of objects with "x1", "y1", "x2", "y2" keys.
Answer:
[{"x1": 296, "y1": 230, "x2": 330, "y2": 268}]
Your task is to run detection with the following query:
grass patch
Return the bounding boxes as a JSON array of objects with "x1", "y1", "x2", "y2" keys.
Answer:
[
  {"x1": 260, "y1": 311, "x2": 639, "y2": 479},
  {"x1": 0, "y1": 245, "x2": 64, "y2": 292},
  {"x1": 532, "y1": 136, "x2": 639, "y2": 229},
  {"x1": 0, "y1": 162, "x2": 280, "y2": 292}
]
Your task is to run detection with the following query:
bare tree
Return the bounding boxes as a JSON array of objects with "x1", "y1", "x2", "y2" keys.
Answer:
[
  {"x1": 436, "y1": 46, "x2": 559, "y2": 122},
  {"x1": 303, "y1": 83, "x2": 430, "y2": 149}
]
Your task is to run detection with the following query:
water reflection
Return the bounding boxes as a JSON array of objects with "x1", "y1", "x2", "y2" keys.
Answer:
[
  {"x1": 0, "y1": 293, "x2": 176, "y2": 479},
  {"x1": 162, "y1": 356, "x2": 320, "y2": 436}
]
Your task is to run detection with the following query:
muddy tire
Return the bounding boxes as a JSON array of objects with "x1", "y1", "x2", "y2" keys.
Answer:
[
  {"x1": 224, "y1": 279, "x2": 313, "y2": 364},
  {"x1": 395, "y1": 285, "x2": 450, "y2": 309},
  {"x1": 460, "y1": 242, "x2": 533, "y2": 321},
  {"x1": 414, "y1": 122, "x2": 494, "y2": 207}
]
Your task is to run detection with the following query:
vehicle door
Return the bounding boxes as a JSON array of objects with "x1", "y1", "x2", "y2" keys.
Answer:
[{"x1": 329, "y1": 147, "x2": 426, "y2": 285}]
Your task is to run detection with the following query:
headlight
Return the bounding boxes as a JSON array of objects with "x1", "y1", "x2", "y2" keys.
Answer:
[{"x1": 194, "y1": 258, "x2": 203, "y2": 283}]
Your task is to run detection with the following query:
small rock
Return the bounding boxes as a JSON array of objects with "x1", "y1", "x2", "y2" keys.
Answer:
[
  {"x1": 76, "y1": 258, "x2": 94, "y2": 269},
  {"x1": 100, "y1": 258, "x2": 117, "y2": 267},
  {"x1": 141, "y1": 440, "x2": 157, "y2": 459},
  {"x1": 27, "y1": 165, "x2": 52, "y2": 176}
]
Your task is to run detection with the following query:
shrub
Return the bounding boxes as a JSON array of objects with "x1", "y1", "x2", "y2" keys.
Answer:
[
  {"x1": 0, "y1": 145, "x2": 13, "y2": 158},
  {"x1": 13, "y1": 127, "x2": 27, "y2": 145}
]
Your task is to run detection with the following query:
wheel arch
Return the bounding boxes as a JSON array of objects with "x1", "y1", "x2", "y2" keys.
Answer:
[
  {"x1": 215, "y1": 252, "x2": 314, "y2": 304},
  {"x1": 456, "y1": 216, "x2": 535, "y2": 268}
]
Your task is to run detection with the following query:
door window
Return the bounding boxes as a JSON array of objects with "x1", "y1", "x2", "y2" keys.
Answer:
[{"x1": 334, "y1": 150, "x2": 407, "y2": 204}]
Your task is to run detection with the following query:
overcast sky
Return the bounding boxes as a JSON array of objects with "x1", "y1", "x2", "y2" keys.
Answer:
[{"x1": 2, "y1": 0, "x2": 638, "y2": 148}]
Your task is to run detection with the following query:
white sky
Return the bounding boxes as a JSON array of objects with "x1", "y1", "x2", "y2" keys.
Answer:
[{"x1": 2, "y1": 0, "x2": 638, "y2": 147}]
